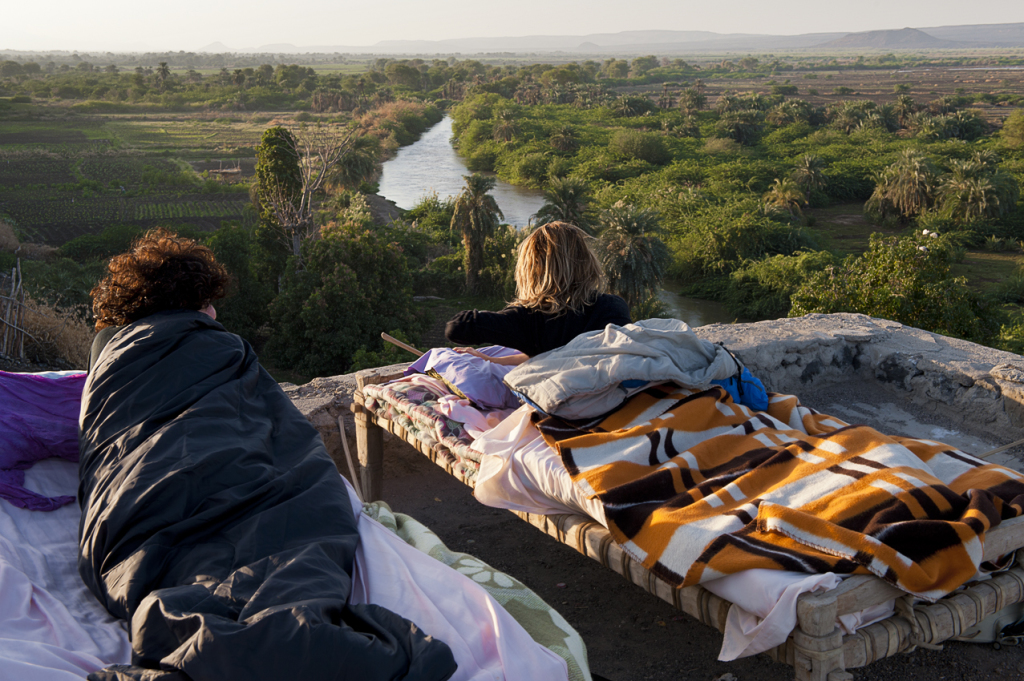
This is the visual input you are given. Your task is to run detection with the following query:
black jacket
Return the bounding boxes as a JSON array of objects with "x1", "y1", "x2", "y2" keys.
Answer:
[{"x1": 445, "y1": 293, "x2": 630, "y2": 357}]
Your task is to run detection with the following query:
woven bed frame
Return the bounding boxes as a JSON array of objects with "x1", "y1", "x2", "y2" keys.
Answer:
[{"x1": 351, "y1": 367, "x2": 1024, "y2": 681}]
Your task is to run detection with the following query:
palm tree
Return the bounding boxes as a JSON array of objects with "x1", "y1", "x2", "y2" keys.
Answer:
[
  {"x1": 549, "y1": 124, "x2": 578, "y2": 153},
  {"x1": 156, "y1": 62, "x2": 171, "y2": 83},
  {"x1": 327, "y1": 134, "x2": 380, "y2": 190},
  {"x1": 762, "y1": 178, "x2": 806, "y2": 218},
  {"x1": 894, "y1": 94, "x2": 916, "y2": 128},
  {"x1": 595, "y1": 203, "x2": 670, "y2": 310},
  {"x1": 938, "y1": 157, "x2": 1020, "y2": 223},
  {"x1": 865, "y1": 149, "x2": 938, "y2": 221},
  {"x1": 533, "y1": 177, "x2": 591, "y2": 231},
  {"x1": 791, "y1": 155, "x2": 827, "y2": 195},
  {"x1": 492, "y1": 109, "x2": 520, "y2": 143},
  {"x1": 451, "y1": 174, "x2": 503, "y2": 292}
]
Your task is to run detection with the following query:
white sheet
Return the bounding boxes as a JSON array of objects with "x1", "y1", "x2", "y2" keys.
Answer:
[
  {"x1": 469, "y1": 404, "x2": 895, "y2": 661},
  {"x1": 0, "y1": 459, "x2": 131, "y2": 681},
  {"x1": 473, "y1": 404, "x2": 607, "y2": 524},
  {"x1": 0, "y1": 459, "x2": 567, "y2": 680}
]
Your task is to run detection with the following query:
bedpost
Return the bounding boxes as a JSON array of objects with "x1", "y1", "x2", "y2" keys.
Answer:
[
  {"x1": 353, "y1": 370, "x2": 389, "y2": 501},
  {"x1": 793, "y1": 590, "x2": 852, "y2": 681},
  {"x1": 352, "y1": 408, "x2": 383, "y2": 501}
]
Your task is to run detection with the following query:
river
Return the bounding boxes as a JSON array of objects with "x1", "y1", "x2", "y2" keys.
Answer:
[
  {"x1": 378, "y1": 115, "x2": 735, "y2": 327},
  {"x1": 378, "y1": 116, "x2": 545, "y2": 227}
]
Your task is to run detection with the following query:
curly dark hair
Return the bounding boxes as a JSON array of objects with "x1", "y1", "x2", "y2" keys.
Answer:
[{"x1": 91, "y1": 229, "x2": 230, "y2": 331}]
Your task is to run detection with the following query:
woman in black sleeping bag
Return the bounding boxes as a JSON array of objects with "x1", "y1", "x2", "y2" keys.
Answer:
[{"x1": 79, "y1": 229, "x2": 456, "y2": 681}]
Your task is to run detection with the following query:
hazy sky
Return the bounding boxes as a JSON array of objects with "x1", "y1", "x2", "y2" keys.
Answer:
[{"x1": 3, "y1": 0, "x2": 1024, "y2": 52}]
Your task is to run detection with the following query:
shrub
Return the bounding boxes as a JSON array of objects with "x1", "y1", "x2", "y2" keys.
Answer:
[
  {"x1": 724, "y1": 250, "x2": 835, "y2": 320},
  {"x1": 609, "y1": 129, "x2": 671, "y2": 165},
  {"x1": 667, "y1": 201, "x2": 815, "y2": 283},
  {"x1": 790, "y1": 232, "x2": 999, "y2": 343},
  {"x1": 18, "y1": 297, "x2": 94, "y2": 369}
]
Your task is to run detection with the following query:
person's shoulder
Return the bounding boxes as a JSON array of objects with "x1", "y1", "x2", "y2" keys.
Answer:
[{"x1": 596, "y1": 293, "x2": 629, "y2": 311}]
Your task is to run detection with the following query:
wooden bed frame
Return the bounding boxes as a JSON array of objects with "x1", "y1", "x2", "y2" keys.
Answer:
[{"x1": 351, "y1": 367, "x2": 1024, "y2": 681}]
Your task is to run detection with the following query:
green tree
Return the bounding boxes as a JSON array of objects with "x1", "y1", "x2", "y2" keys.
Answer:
[
  {"x1": 156, "y1": 62, "x2": 171, "y2": 83},
  {"x1": 265, "y1": 220, "x2": 423, "y2": 376},
  {"x1": 894, "y1": 94, "x2": 917, "y2": 127},
  {"x1": 451, "y1": 174, "x2": 503, "y2": 292},
  {"x1": 327, "y1": 134, "x2": 380, "y2": 190},
  {"x1": 937, "y1": 155, "x2": 1020, "y2": 224},
  {"x1": 1001, "y1": 109, "x2": 1024, "y2": 149},
  {"x1": 790, "y1": 232, "x2": 997, "y2": 342},
  {"x1": 533, "y1": 176, "x2": 592, "y2": 232},
  {"x1": 206, "y1": 222, "x2": 273, "y2": 341},
  {"x1": 596, "y1": 203, "x2": 670, "y2": 310},
  {"x1": 252, "y1": 126, "x2": 302, "y2": 285},
  {"x1": 609, "y1": 129, "x2": 670, "y2": 164},
  {"x1": 492, "y1": 109, "x2": 520, "y2": 143}
]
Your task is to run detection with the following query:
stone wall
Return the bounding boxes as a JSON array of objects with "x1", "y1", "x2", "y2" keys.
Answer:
[
  {"x1": 694, "y1": 313, "x2": 1024, "y2": 443},
  {"x1": 288, "y1": 314, "x2": 1024, "y2": 470}
]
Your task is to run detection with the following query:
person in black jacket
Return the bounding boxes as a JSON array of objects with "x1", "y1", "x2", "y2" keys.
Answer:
[{"x1": 445, "y1": 221, "x2": 630, "y2": 364}]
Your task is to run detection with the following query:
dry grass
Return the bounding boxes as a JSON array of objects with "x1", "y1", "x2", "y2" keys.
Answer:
[
  {"x1": 0, "y1": 220, "x2": 58, "y2": 261},
  {"x1": 0, "y1": 221, "x2": 18, "y2": 252},
  {"x1": 19, "y1": 297, "x2": 93, "y2": 369}
]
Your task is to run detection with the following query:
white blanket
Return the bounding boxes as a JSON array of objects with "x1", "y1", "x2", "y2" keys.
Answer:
[{"x1": 0, "y1": 459, "x2": 566, "y2": 681}]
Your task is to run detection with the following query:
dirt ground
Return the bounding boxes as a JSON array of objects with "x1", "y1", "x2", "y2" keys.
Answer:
[{"x1": 375, "y1": 393, "x2": 1024, "y2": 681}]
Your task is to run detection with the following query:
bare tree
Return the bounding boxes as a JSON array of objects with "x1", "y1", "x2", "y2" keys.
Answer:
[{"x1": 262, "y1": 125, "x2": 358, "y2": 260}]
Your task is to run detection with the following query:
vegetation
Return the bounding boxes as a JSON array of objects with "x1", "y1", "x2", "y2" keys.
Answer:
[{"x1": 3, "y1": 50, "x2": 1024, "y2": 374}]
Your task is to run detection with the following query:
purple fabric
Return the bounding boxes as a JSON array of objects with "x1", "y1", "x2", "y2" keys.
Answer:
[
  {"x1": 0, "y1": 370, "x2": 86, "y2": 511},
  {"x1": 405, "y1": 345, "x2": 522, "y2": 410}
]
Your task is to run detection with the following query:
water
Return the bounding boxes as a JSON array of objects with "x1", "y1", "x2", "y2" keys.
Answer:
[
  {"x1": 380, "y1": 115, "x2": 737, "y2": 327},
  {"x1": 378, "y1": 116, "x2": 546, "y2": 227},
  {"x1": 657, "y1": 285, "x2": 738, "y2": 328}
]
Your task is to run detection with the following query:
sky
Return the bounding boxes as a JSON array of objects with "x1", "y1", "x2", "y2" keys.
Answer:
[{"x1": 3, "y1": 0, "x2": 1024, "y2": 52}]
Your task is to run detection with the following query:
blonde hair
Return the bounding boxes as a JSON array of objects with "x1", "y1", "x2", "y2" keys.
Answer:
[{"x1": 512, "y1": 221, "x2": 604, "y2": 315}]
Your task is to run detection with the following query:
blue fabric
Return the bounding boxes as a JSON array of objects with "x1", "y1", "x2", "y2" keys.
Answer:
[{"x1": 712, "y1": 367, "x2": 769, "y2": 412}]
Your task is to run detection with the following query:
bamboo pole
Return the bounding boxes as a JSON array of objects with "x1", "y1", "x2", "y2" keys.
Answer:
[{"x1": 15, "y1": 258, "x2": 23, "y2": 359}]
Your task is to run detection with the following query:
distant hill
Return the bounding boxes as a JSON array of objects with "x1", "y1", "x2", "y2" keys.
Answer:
[
  {"x1": 922, "y1": 22, "x2": 1024, "y2": 46},
  {"x1": 193, "y1": 22, "x2": 1024, "y2": 55},
  {"x1": 816, "y1": 27, "x2": 959, "y2": 49}
]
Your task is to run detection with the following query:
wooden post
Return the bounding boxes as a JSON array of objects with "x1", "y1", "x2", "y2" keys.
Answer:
[
  {"x1": 794, "y1": 585, "x2": 850, "y2": 681},
  {"x1": 353, "y1": 409, "x2": 384, "y2": 501},
  {"x1": 352, "y1": 367, "x2": 408, "y2": 501}
]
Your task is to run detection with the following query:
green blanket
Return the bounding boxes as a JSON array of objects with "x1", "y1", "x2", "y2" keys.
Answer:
[{"x1": 363, "y1": 502, "x2": 591, "y2": 681}]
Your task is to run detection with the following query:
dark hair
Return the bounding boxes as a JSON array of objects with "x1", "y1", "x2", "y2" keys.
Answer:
[{"x1": 91, "y1": 228, "x2": 229, "y2": 331}]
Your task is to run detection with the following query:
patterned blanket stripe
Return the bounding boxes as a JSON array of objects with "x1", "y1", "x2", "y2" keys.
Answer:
[
  {"x1": 535, "y1": 384, "x2": 1024, "y2": 601},
  {"x1": 364, "y1": 381, "x2": 481, "y2": 480}
]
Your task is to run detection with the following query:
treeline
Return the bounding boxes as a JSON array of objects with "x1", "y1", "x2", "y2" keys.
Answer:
[{"x1": 444, "y1": 87, "x2": 1024, "y2": 352}]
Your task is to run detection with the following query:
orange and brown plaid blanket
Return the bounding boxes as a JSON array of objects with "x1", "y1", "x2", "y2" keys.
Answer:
[{"x1": 534, "y1": 383, "x2": 1024, "y2": 601}]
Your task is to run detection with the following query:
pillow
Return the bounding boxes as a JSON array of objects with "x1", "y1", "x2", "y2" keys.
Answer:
[{"x1": 405, "y1": 346, "x2": 521, "y2": 410}]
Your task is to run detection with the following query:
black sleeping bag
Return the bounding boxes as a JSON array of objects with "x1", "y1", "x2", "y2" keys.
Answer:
[{"x1": 78, "y1": 310, "x2": 457, "y2": 681}]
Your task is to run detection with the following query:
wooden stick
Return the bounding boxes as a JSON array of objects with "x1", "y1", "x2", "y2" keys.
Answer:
[
  {"x1": 381, "y1": 332, "x2": 423, "y2": 357},
  {"x1": 978, "y1": 437, "x2": 1024, "y2": 460},
  {"x1": 337, "y1": 415, "x2": 365, "y2": 504}
]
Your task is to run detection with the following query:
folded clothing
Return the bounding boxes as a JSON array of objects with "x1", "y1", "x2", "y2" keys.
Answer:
[{"x1": 406, "y1": 345, "x2": 522, "y2": 410}]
